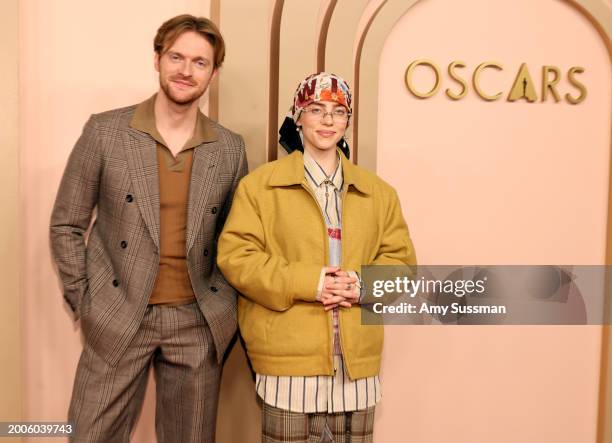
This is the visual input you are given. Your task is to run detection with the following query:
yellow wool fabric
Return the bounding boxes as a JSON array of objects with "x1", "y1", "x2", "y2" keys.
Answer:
[{"x1": 217, "y1": 150, "x2": 416, "y2": 379}]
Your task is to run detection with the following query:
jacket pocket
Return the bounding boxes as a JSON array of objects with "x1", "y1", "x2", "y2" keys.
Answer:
[
  {"x1": 238, "y1": 298, "x2": 270, "y2": 353},
  {"x1": 85, "y1": 242, "x2": 113, "y2": 301},
  {"x1": 264, "y1": 303, "x2": 328, "y2": 358}
]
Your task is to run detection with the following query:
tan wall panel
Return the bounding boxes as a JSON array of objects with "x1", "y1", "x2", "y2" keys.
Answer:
[
  {"x1": 358, "y1": 0, "x2": 420, "y2": 172},
  {"x1": 324, "y1": 0, "x2": 369, "y2": 166},
  {"x1": 0, "y1": 0, "x2": 21, "y2": 441},
  {"x1": 218, "y1": 0, "x2": 271, "y2": 169},
  {"x1": 216, "y1": 1, "x2": 274, "y2": 440},
  {"x1": 277, "y1": 1, "x2": 323, "y2": 159}
]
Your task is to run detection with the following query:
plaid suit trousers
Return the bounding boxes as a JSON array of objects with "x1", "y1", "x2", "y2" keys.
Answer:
[
  {"x1": 68, "y1": 302, "x2": 221, "y2": 442},
  {"x1": 262, "y1": 402, "x2": 375, "y2": 443}
]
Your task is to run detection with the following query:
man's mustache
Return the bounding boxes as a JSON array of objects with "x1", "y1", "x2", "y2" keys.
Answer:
[{"x1": 169, "y1": 76, "x2": 196, "y2": 86}]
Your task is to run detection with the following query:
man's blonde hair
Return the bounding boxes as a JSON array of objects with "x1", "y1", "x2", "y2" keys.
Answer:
[{"x1": 154, "y1": 14, "x2": 225, "y2": 69}]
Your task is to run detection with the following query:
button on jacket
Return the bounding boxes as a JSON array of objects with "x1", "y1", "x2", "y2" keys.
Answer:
[{"x1": 217, "y1": 150, "x2": 416, "y2": 380}]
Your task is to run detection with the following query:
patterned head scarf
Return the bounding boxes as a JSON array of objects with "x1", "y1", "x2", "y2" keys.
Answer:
[{"x1": 279, "y1": 72, "x2": 352, "y2": 158}]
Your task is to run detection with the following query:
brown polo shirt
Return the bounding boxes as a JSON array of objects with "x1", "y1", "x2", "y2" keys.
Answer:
[{"x1": 130, "y1": 95, "x2": 217, "y2": 305}]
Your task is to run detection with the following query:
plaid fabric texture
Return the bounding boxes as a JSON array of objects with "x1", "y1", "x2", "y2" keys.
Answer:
[
  {"x1": 262, "y1": 402, "x2": 375, "y2": 443},
  {"x1": 50, "y1": 104, "x2": 248, "y2": 367},
  {"x1": 68, "y1": 302, "x2": 220, "y2": 442}
]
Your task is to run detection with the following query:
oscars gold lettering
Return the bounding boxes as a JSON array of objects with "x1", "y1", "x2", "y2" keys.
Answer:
[
  {"x1": 405, "y1": 59, "x2": 441, "y2": 99},
  {"x1": 404, "y1": 60, "x2": 587, "y2": 104},
  {"x1": 565, "y1": 66, "x2": 587, "y2": 104},
  {"x1": 507, "y1": 63, "x2": 538, "y2": 102},
  {"x1": 541, "y1": 66, "x2": 562, "y2": 102},
  {"x1": 473, "y1": 62, "x2": 504, "y2": 101},
  {"x1": 446, "y1": 61, "x2": 468, "y2": 101}
]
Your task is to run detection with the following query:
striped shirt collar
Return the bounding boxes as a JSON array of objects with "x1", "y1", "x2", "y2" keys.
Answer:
[{"x1": 303, "y1": 150, "x2": 343, "y2": 190}]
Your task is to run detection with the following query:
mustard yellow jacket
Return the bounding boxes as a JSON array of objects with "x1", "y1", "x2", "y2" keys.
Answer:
[{"x1": 217, "y1": 150, "x2": 416, "y2": 379}]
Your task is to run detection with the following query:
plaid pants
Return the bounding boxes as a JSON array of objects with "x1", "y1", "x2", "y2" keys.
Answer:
[
  {"x1": 262, "y1": 402, "x2": 375, "y2": 443},
  {"x1": 68, "y1": 302, "x2": 221, "y2": 442}
]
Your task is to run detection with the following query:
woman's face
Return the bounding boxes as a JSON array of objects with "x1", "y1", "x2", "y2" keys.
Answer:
[{"x1": 296, "y1": 100, "x2": 349, "y2": 154}]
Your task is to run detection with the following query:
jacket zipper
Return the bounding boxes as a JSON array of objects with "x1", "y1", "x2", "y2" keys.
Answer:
[
  {"x1": 337, "y1": 185, "x2": 351, "y2": 380},
  {"x1": 300, "y1": 181, "x2": 336, "y2": 376}
]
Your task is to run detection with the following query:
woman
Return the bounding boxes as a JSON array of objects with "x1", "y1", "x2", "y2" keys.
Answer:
[{"x1": 217, "y1": 72, "x2": 416, "y2": 442}]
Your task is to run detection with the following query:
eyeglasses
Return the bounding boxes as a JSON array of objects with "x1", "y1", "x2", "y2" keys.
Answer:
[{"x1": 301, "y1": 107, "x2": 350, "y2": 121}]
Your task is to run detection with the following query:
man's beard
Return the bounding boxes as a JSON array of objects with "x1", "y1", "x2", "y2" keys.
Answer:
[{"x1": 160, "y1": 75, "x2": 207, "y2": 106}]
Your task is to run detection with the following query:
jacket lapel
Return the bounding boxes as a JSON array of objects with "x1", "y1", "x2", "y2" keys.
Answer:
[
  {"x1": 186, "y1": 140, "x2": 221, "y2": 252},
  {"x1": 123, "y1": 129, "x2": 161, "y2": 250}
]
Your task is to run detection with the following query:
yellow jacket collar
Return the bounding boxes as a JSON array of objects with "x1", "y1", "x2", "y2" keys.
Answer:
[{"x1": 268, "y1": 149, "x2": 371, "y2": 195}]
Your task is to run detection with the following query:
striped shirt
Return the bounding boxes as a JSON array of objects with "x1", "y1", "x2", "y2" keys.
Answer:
[{"x1": 255, "y1": 150, "x2": 381, "y2": 413}]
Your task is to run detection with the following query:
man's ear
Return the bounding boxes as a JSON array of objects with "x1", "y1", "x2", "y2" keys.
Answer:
[
  {"x1": 154, "y1": 53, "x2": 160, "y2": 73},
  {"x1": 211, "y1": 68, "x2": 219, "y2": 82}
]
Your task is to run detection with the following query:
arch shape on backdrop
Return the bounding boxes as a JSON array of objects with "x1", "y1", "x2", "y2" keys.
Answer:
[
  {"x1": 210, "y1": 0, "x2": 612, "y2": 441},
  {"x1": 356, "y1": 0, "x2": 611, "y2": 170},
  {"x1": 316, "y1": 0, "x2": 338, "y2": 72},
  {"x1": 357, "y1": 1, "x2": 612, "y2": 442}
]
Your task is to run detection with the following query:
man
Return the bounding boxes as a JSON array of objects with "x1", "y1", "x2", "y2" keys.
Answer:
[{"x1": 50, "y1": 14, "x2": 247, "y2": 442}]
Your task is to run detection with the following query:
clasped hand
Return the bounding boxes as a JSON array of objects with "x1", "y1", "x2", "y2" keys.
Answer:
[{"x1": 318, "y1": 266, "x2": 360, "y2": 311}]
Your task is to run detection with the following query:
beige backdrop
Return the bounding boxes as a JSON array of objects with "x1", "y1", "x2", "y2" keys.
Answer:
[
  {"x1": 0, "y1": 0, "x2": 21, "y2": 443},
  {"x1": 376, "y1": 0, "x2": 610, "y2": 441},
  {"x1": 6, "y1": 0, "x2": 612, "y2": 442}
]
